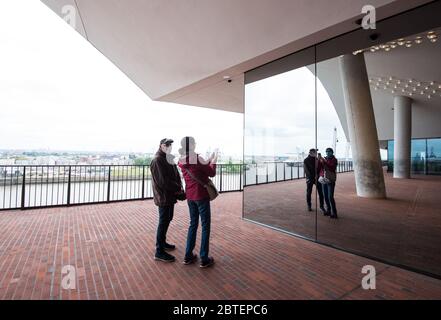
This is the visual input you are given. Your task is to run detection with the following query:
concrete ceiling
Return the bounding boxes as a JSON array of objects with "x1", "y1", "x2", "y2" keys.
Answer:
[
  {"x1": 41, "y1": 0, "x2": 431, "y2": 113},
  {"x1": 315, "y1": 27, "x2": 441, "y2": 141}
]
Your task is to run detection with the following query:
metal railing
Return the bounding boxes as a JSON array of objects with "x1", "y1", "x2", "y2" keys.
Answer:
[{"x1": 0, "y1": 161, "x2": 353, "y2": 210}]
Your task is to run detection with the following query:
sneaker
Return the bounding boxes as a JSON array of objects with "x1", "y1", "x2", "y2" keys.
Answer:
[
  {"x1": 164, "y1": 243, "x2": 176, "y2": 251},
  {"x1": 307, "y1": 206, "x2": 312, "y2": 212},
  {"x1": 200, "y1": 257, "x2": 215, "y2": 268},
  {"x1": 320, "y1": 206, "x2": 327, "y2": 214},
  {"x1": 183, "y1": 253, "x2": 198, "y2": 265},
  {"x1": 330, "y1": 214, "x2": 339, "y2": 219},
  {"x1": 154, "y1": 252, "x2": 175, "y2": 263},
  {"x1": 324, "y1": 209, "x2": 331, "y2": 216}
]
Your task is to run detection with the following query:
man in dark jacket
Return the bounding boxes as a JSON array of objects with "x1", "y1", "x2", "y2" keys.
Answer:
[
  {"x1": 303, "y1": 148, "x2": 325, "y2": 212},
  {"x1": 150, "y1": 138, "x2": 183, "y2": 262}
]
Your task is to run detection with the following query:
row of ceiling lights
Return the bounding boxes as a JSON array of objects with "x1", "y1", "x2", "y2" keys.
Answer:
[
  {"x1": 369, "y1": 76, "x2": 441, "y2": 99},
  {"x1": 353, "y1": 31, "x2": 438, "y2": 55}
]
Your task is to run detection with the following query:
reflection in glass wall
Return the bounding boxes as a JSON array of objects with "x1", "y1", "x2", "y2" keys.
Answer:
[
  {"x1": 244, "y1": 22, "x2": 441, "y2": 277},
  {"x1": 428, "y1": 138, "x2": 441, "y2": 174},
  {"x1": 411, "y1": 139, "x2": 426, "y2": 174},
  {"x1": 244, "y1": 60, "x2": 316, "y2": 239}
]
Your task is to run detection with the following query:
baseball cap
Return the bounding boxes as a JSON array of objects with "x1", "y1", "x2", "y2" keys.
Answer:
[{"x1": 160, "y1": 138, "x2": 174, "y2": 146}]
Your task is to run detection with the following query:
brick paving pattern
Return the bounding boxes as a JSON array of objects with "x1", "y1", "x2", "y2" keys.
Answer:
[{"x1": 0, "y1": 190, "x2": 440, "y2": 299}]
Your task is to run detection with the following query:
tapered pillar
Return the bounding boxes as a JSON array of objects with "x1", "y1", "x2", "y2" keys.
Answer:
[
  {"x1": 393, "y1": 96, "x2": 412, "y2": 178},
  {"x1": 339, "y1": 53, "x2": 386, "y2": 198}
]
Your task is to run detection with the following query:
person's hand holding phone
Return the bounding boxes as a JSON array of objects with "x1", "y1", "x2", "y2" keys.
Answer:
[{"x1": 210, "y1": 149, "x2": 219, "y2": 164}]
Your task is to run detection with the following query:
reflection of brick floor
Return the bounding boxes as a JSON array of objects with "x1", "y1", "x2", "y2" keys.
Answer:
[
  {"x1": 244, "y1": 170, "x2": 441, "y2": 277},
  {"x1": 0, "y1": 192, "x2": 440, "y2": 300}
]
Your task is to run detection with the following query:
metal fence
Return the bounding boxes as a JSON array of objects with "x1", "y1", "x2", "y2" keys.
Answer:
[{"x1": 0, "y1": 161, "x2": 353, "y2": 210}]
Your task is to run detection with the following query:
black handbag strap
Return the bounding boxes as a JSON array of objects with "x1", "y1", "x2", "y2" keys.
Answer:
[{"x1": 183, "y1": 167, "x2": 207, "y2": 187}]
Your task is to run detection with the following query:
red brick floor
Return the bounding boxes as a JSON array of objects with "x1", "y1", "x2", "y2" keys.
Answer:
[
  {"x1": 244, "y1": 171, "x2": 441, "y2": 276},
  {"x1": 0, "y1": 191, "x2": 441, "y2": 300}
]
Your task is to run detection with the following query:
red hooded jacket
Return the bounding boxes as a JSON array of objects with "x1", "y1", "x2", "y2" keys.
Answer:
[
  {"x1": 319, "y1": 156, "x2": 338, "y2": 177},
  {"x1": 178, "y1": 153, "x2": 216, "y2": 201}
]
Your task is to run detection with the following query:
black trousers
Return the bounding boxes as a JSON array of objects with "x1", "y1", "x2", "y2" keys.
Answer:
[
  {"x1": 306, "y1": 180, "x2": 324, "y2": 208},
  {"x1": 156, "y1": 204, "x2": 174, "y2": 254}
]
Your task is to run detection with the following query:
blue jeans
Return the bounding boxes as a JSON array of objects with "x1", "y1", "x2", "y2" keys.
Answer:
[
  {"x1": 185, "y1": 199, "x2": 211, "y2": 263},
  {"x1": 155, "y1": 205, "x2": 174, "y2": 254},
  {"x1": 322, "y1": 182, "x2": 337, "y2": 216}
]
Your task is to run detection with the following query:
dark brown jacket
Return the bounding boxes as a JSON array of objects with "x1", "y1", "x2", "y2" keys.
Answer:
[{"x1": 150, "y1": 149, "x2": 182, "y2": 207}]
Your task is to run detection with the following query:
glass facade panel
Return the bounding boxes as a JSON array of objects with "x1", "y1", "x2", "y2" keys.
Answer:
[
  {"x1": 244, "y1": 49, "x2": 317, "y2": 239},
  {"x1": 387, "y1": 140, "x2": 394, "y2": 172},
  {"x1": 427, "y1": 138, "x2": 441, "y2": 175},
  {"x1": 244, "y1": 12, "x2": 441, "y2": 277},
  {"x1": 411, "y1": 139, "x2": 426, "y2": 174}
]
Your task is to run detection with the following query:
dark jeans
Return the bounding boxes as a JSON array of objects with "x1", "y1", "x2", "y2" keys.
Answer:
[
  {"x1": 306, "y1": 179, "x2": 324, "y2": 208},
  {"x1": 322, "y1": 182, "x2": 337, "y2": 216},
  {"x1": 155, "y1": 205, "x2": 174, "y2": 254},
  {"x1": 185, "y1": 199, "x2": 211, "y2": 263}
]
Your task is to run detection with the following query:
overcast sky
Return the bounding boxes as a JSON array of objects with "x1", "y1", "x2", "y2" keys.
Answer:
[
  {"x1": 1, "y1": 1, "x2": 353, "y2": 161},
  {"x1": 0, "y1": 0, "x2": 244, "y2": 158},
  {"x1": 245, "y1": 66, "x2": 350, "y2": 159}
]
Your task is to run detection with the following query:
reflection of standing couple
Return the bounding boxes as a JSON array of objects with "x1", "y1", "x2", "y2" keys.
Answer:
[{"x1": 304, "y1": 148, "x2": 338, "y2": 219}]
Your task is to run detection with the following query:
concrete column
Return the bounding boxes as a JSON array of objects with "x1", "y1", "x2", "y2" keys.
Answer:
[
  {"x1": 339, "y1": 53, "x2": 386, "y2": 198},
  {"x1": 393, "y1": 95, "x2": 412, "y2": 178}
]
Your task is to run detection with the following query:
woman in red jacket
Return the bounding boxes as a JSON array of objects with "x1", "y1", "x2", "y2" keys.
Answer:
[
  {"x1": 318, "y1": 147, "x2": 338, "y2": 219},
  {"x1": 178, "y1": 136, "x2": 217, "y2": 268}
]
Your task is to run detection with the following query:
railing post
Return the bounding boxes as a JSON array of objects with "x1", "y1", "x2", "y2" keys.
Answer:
[
  {"x1": 255, "y1": 164, "x2": 258, "y2": 185},
  {"x1": 266, "y1": 163, "x2": 269, "y2": 183},
  {"x1": 141, "y1": 165, "x2": 146, "y2": 199},
  {"x1": 275, "y1": 162, "x2": 278, "y2": 182},
  {"x1": 297, "y1": 162, "x2": 300, "y2": 179},
  {"x1": 283, "y1": 162, "x2": 286, "y2": 181},
  {"x1": 21, "y1": 166, "x2": 26, "y2": 209},
  {"x1": 219, "y1": 165, "x2": 223, "y2": 192},
  {"x1": 291, "y1": 164, "x2": 293, "y2": 180},
  {"x1": 66, "y1": 166, "x2": 71, "y2": 206},
  {"x1": 239, "y1": 164, "x2": 242, "y2": 190},
  {"x1": 107, "y1": 166, "x2": 111, "y2": 202}
]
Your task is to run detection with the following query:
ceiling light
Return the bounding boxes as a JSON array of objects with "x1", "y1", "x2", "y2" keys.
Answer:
[
  {"x1": 428, "y1": 95, "x2": 431, "y2": 99},
  {"x1": 415, "y1": 36, "x2": 423, "y2": 44},
  {"x1": 397, "y1": 39, "x2": 405, "y2": 45}
]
